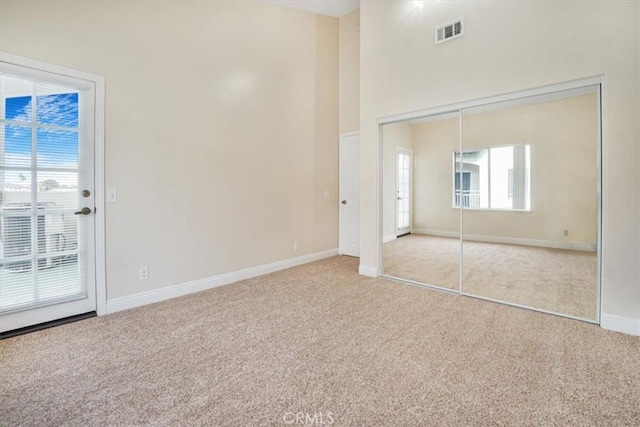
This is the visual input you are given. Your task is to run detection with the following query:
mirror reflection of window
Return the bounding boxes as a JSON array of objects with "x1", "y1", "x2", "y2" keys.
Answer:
[{"x1": 453, "y1": 144, "x2": 530, "y2": 210}]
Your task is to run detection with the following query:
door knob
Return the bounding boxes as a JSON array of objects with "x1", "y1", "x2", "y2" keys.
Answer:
[
  {"x1": 341, "y1": 200, "x2": 347, "y2": 205},
  {"x1": 74, "y1": 207, "x2": 92, "y2": 215}
]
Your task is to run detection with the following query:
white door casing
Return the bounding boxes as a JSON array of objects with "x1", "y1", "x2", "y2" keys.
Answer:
[{"x1": 339, "y1": 133, "x2": 360, "y2": 257}]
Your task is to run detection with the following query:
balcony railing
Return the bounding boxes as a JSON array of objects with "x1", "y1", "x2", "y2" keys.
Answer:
[{"x1": 454, "y1": 190, "x2": 481, "y2": 208}]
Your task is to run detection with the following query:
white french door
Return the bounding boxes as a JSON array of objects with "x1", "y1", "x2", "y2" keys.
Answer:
[
  {"x1": 0, "y1": 60, "x2": 97, "y2": 333},
  {"x1": 396, "y1": 148, "x2": 412, "y2": 236}
]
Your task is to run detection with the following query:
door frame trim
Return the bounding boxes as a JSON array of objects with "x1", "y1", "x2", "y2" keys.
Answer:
[{"x1": 1, "y1": 52, "x2": 107, "y2": 317}]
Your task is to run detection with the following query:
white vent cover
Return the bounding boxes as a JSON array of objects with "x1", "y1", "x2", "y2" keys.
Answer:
[{"x1": 435, "y1": 18, "x2": 464, "y2": 44}]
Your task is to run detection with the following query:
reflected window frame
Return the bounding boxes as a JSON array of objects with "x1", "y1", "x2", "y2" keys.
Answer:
[{"x1": 453, "y1": 143, "x2": 531, "y2": 211}]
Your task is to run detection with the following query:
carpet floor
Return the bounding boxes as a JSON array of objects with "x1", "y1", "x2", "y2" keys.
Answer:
[
  {"x1": 383, "y1": 235, "x2": 598, "y2": 320},
  {"x1": 1, "y1": 256, "x2": 638, "y2": 426}
]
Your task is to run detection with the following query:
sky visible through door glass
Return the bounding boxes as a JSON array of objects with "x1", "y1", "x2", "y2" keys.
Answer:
[{"x1": 4, "y1": 93, "x2": 79, "y2": 189}]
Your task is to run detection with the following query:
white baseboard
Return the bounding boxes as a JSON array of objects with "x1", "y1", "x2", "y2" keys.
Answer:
[
  {"x1": 106, "y1": 248, "x2": 339, "y2": 314},
  {"x1": 601, "y1": 313, "x2": 640, "y2": 336},
  {"x1": 383, "y1": 234, "x2": 397, "y2": 243},
  {"x1": 412, "y1": 229, "x2": 596, "y2": 252},
  {"x1": 358, "y1": 264, "x2": 378, "y2": 277},
  {"x1": 412, "y1": 229, "x2": 458, "y2": 238}
]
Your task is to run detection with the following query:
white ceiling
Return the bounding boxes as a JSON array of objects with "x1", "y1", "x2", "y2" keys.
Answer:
[{"x1": 262, "y1": 0, "x2": 359, "y2": 18}]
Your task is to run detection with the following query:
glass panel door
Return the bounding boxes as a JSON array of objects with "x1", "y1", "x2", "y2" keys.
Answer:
[
  {"x1": 396, "y1": 149, "x2": 412, "y2": 236},
  {"x1": 0, "y1": 64, "x2": 96, "y2": 332}
]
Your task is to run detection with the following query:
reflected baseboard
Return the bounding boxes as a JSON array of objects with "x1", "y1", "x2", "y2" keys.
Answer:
[
  {"x1": 383, "y1": 234, "x2": 397, "y2": 243},
  {"x1": 413, "y1": 229, "x2": 596, "y2": 252}
]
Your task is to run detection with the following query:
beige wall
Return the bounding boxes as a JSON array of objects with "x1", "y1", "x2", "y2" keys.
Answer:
[
  {"x1": 464, "y1": 94, "x2": 597, "y2": 245},
  {"x1": 361, "y1": 2, "x2": 640, "y2": 321},
  {"x1": 382, "y1": 121, "x2": 412, "y2": 239},
  {"x1": 339, "y1": 8, "x2": 360, "y2": 134},
  {"x1": 411, "y1": 94, "x2": 598, "y2": 246},
  {"x1": 0, "y1": 0, "x2": 338, "y2": 300},
  {"x1": 412, "y1": 117, "x2": 460, "y2": 234}
]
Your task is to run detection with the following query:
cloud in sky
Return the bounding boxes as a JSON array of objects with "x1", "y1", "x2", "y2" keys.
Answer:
[
  {"x1": 5, "y1": 93, "x2": 78, "y2": 127},
  {"x1": 3, "y1": 93, "x2": 79, "y2": 168},
  {"x1": 36, "y1": 93, "x2": 78, "y2": 128},
  {"x1": 4, "y1": 95, "x2": 32, "y2": 122}
]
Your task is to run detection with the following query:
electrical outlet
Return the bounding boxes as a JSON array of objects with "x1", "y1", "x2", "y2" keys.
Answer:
[
  {"x1": 139, "y1": 266, "x2": 149, "y2": 281},
  {"x1": 563, "y1": 229, "x2": 569, "y2": 237},
  {"x1": 293, "y1": 241, "x2": 299, "y2": 251}
]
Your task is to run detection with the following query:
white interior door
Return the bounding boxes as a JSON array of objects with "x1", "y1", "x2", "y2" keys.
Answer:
[
  {"x1": 396, "y1": 148, "x2": 412, "y2": 236},
  {"x1": 339, "y1": 133, "x2": 360, "y2": 257},
  {"x1": 0, "y1": 61, "x2": 96, "y2": 333}
]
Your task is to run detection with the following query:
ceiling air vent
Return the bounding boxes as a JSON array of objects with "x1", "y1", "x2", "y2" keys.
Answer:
[{"x1": 435, "y1": 18, "x2": 464, "y2": 44}]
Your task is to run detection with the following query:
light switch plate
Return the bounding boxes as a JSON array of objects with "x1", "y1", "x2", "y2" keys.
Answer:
[{"x1": 107, "y1": 189, "x2": 117, "y2": 202}]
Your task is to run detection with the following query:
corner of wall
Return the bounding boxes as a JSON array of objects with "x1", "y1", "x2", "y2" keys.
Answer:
[
  {"x1": 338, "y1": 8, "x2": 360, "y2": 134},
  {"x1": 600, "y1": 313, "x2": 640, "y2": 336},
  {"x1": 358, "y1": 264, "x2": 378, "y2": 278}
]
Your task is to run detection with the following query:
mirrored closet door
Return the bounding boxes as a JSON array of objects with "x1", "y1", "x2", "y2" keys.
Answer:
[
  {"x1": 381, "y1": 112, "x2": 461, "y2": 291},
  {"x1": 380, "y1": 83, "x2": 601, "y2": 322},
  {"x1": 461, "y1": 86, "x2": 600, "y2": 321}
]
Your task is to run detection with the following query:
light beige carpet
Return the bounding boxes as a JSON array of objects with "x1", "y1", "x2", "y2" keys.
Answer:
[
  {"x1": 383, "y1": 234, "x2": 461, "y2": 291},
  {"x1": 383, "y1": 235, "x2": 597, "y2": 320},
  {"x1": 2, "y1": 256, "x2": 638, "y2": 426}
]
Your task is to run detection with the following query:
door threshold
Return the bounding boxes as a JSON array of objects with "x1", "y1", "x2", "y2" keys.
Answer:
[{"x1": 0, "y1": 311, "x2": 96, "y2": 340}]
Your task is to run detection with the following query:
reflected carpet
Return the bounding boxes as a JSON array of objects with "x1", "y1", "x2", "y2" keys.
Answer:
[{"x1": 383, "y1": 234, "x2": 597, "y2": 320}]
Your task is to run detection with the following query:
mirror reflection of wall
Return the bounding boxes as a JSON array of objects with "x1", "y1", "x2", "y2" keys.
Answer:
[
  {"x1": 461, "y1": 88, "x2": 599, "y2": 321},
  {"x1": 380, "y1": 84, "x2": 600, "y2": 322}
]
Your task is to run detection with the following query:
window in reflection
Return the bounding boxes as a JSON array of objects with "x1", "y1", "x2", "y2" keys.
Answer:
[
  {"x1": 461, "y1": 87, "x2": 598, "y2": 321},
  {"x1": 454, "y1": 144, "x2": 530, "y2": 210}
]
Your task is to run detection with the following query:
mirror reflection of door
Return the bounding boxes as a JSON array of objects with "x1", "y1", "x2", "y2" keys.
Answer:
[
  {"x1": 381, "y1": 113, "x2": 461, "y2": 290},
  {"x1": 396, "y1": 148, "x2": 412, "y2": 237}
]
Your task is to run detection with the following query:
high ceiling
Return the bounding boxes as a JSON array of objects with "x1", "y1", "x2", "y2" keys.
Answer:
[{"x1": 262, "y1": 0, "x2": 360, "y2": 17}]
